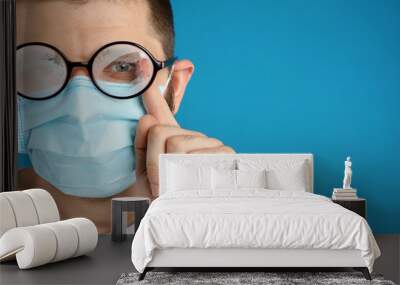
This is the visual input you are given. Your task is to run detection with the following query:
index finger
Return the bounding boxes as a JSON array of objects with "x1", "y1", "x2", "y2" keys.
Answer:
[
  {"x1": 134, "y1": 114, "x2": 159, "y2": 176},
  {"x1": 142, "y1": 83, "x2": 179, "y2": 127}
]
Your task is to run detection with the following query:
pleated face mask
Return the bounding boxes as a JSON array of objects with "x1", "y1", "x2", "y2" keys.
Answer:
[{"x1": 18, "y1": 75, "x2": 146, "y2": 198}]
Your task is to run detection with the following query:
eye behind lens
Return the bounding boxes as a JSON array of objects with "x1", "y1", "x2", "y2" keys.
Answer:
[{"x1": 92, "y1": 43, "x2": 155, "y2": 98}]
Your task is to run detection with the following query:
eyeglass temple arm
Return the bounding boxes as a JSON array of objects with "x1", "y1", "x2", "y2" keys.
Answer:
[{"x1": 161, "y1": 56, "x2": 178, "y2": 69}]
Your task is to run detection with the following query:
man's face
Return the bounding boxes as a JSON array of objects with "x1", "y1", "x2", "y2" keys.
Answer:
[
  {"x1": 16, "y1": 0, "x2": 185, "y2": 116},
  {"x1": 15, "y1": 0, "x2": 233, "y2": 233}
]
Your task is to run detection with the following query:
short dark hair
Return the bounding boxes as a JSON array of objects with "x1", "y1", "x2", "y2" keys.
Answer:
[
  {"x1": 146, "y1": 0, "x2": 175, "y2": 111},
  {"x1": 65, "y1": 0, "x2": 175, "y2": 58},
  {"x1": 147, "y1": 0, "x2": 175, "y2": 58}
]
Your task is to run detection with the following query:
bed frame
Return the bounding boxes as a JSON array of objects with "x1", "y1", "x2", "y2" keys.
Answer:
[{"x1": 139, "y1": 154, "x2": 371, "y2": 280}]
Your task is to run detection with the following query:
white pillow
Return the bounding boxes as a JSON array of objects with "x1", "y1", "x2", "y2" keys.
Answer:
[
  {"x1": 167, "y1": 162, "x2": 212, "y2": 191},
  {"x1": 236, "y1": 169, "x2": 267, "y2": 188},
  {"x1": 238, "y1": 159, "x2": 309, "y2": 191},
  {"x1": 211, "y1": 168, "x2": 237, "y2": 190},
  {"x1": 166, "y1": 159, "x2": 236, "y2": 170},
  {"x1": 266, "y1": 166, "x2": 307, "y2": 191}
]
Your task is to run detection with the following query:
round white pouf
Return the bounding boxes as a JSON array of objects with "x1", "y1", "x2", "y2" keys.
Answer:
[
  {"x1": 0, "y1": 191, "x2": 39, "y2": 227},
  {"x1": 65, "y1": 218, "x2": 98, "y2": 257},
  {"x1": 0, "y1": 225, "x2": 57, "y2": 269},
  {"x1": 0, "y1": 218, "x2": 98, "y2": 269},
  {"x1": 24, "y1": 189, "x2": 60, "y2": 224},
  {"x1": 42, "y1": 221, "x2": 79, "y2": 262},
  {"x1": 0, "y1": 196, "x2": 17, "y2": 237}
]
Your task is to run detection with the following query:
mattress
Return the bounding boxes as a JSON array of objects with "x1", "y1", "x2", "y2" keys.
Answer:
[{"x1": 131, "y1": 189, "x2": 380, "y2": 273}]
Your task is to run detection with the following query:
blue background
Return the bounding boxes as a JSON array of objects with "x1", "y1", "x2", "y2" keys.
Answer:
[{"x1": 172, "y1": 0, "x2": 400, "y2": 233}]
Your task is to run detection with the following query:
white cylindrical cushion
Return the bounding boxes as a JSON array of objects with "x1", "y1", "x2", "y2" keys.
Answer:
[
  {"x1": 0, "y1": 196, "x2": 17, "y2": 237},
  {"x1": 0, "y1": 226, "x2": 57, "y2": 269},
  {"x1": 65, "y1": 218, "x2": 98, "y2": 257},
  {"x1": 23, "y1": 189, "x2": 60, "y2": 223},
  {"x1": 0, "y1": 192, "x2": 39, "y2": 227},
  {"x1": 42, "y1": 221, "x2": 79, "y2": 262},
  {"x1": 0, "y1": 218, "x2": 98, "y2": 269}
]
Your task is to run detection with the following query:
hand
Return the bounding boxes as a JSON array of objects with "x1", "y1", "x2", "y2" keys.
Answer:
[{"x1": 134, "y1": 94, "x2": 235, "y2": 198}]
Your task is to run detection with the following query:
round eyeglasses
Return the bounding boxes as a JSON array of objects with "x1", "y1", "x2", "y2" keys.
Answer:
[{"x1": 16, "y1": 41, "x2": 177, "y2": 100}]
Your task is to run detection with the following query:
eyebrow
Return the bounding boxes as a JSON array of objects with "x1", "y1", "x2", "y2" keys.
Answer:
[
  {"x1": 62, "y1": 0, "x2": 129, "y2": 4},
  {"x1": 64, "y1": 0, "x2": 89, "y2": 4}
]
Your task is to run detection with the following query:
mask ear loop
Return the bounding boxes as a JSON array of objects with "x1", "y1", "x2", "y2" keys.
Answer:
[
  {"x1": 141, "y1": 65, "x2": 175, "y2": 115},
  {"x1": 158, "y1": 64, "x2": 175, "y2": 97}
]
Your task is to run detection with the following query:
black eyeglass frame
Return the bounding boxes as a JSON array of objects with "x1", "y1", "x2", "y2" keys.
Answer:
[{"x1": 16, "y1": 41, "x2": 177, "y2": 100}]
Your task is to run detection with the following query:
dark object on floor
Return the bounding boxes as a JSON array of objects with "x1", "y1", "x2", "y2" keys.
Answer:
[
  {"x1": 117, "y1": 271, "x2": 395, "y2": 285},
  {"x1": 112, "y1": 197, "x2": 150, "y2": 242}
]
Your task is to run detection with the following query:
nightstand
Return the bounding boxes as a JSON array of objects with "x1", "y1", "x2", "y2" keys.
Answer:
[{"x1": 332, "y1": 198, "x2": 366, "y2": 219}]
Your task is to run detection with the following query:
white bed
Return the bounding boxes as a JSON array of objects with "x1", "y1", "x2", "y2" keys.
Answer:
[{"x1": 131, "y1": 154, "x2": 380, "y2": 280}]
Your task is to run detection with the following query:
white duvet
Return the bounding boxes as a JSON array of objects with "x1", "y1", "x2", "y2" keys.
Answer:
[{"x1": 131, "y1": 190, "x2": 380, "y2": 273}]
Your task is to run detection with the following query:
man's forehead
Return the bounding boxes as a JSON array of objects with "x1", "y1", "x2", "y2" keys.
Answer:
[{"x1": 16, "y1": 0, "x2": 165, "y2": 61}]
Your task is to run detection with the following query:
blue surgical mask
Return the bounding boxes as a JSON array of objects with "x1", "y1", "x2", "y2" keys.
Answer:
[{"x1": 18, "y1": 75, "x2": 146, "y2": 198}]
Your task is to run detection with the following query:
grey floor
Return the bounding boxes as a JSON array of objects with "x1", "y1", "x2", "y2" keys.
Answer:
[
  {"x1": 0, "y1": 235, "x2": 399, "y2": 285},
  {"x1": 374, "y1": 235, "x2": 400, "y2": 284}
]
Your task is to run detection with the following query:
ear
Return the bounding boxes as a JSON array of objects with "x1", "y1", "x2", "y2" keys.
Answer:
[{"x1": 170, "y1": 59, "x2": 194, "y2": 114}]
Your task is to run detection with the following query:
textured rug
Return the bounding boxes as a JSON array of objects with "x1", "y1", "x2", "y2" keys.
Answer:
[{"x1": 116, "y1": 271, "x2": 396, "y2": 285}]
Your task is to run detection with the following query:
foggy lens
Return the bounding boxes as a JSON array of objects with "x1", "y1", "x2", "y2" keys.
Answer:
[
  {"x1": 92, "y1": 44, "x2": 154, "y2": 98},
  {"x1": 17, "y1": 44, "x2": 67, "y2": 99}
]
